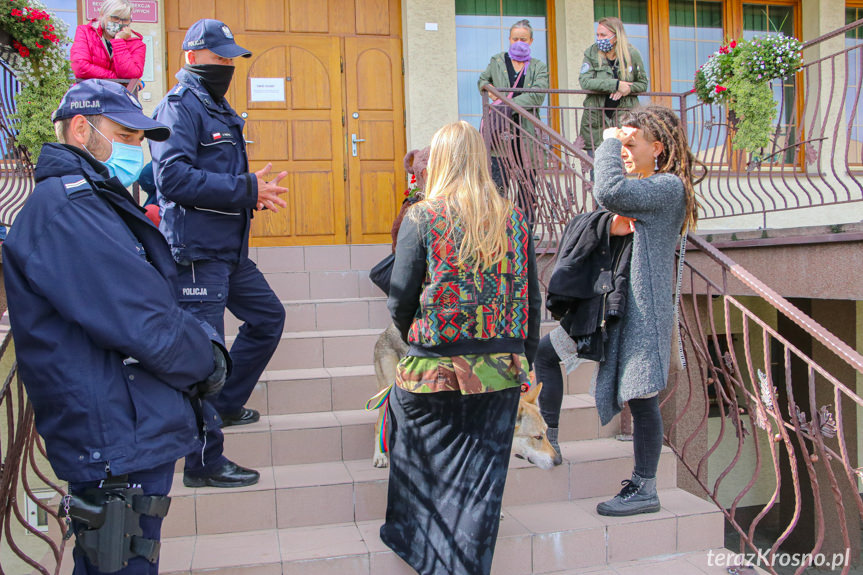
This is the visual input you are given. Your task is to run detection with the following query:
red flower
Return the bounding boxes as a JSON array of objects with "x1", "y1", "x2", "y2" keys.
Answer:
[
  {"x1": 729, "y1": 40, "x2": 737, "y2": 49},
  {"x1": 719, "y1": 46, "x2": 728, "y2": 54},
  {"x1": 715, "y1": 85, "x2": 727, "y2": 93},
  {"x1": 10, "y1": 8, "x2": 21, "y2": 15},
  {"x1": 404, "y1": 189, "x2": 410, "y2": 196},
  {"x1": 35, "y1": 42, "x2": 42, "y2": 48}
]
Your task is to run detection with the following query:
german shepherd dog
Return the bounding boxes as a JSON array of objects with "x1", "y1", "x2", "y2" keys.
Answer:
[{"x1": 372, "y1": 324, "x2": 558, "y2": 470}]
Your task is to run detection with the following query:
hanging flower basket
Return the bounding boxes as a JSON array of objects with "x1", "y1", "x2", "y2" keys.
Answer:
[
  {"x1": 0, "y1": 0, "x2": 71, "y2": 162},
  {"x1": 694, "y1": 33, "x2": 803, "y2": 155}
]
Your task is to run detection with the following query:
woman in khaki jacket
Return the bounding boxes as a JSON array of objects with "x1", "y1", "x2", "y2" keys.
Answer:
[
  {"x1": 478, "y1": 19, "x2": 549, "y2": 224},
  {"x1": 579, "y1": 17, "x2": 649, "y2": 153}
]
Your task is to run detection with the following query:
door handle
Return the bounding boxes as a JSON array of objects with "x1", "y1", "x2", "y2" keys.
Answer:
[
  {"x1": 245, "y1": 140, "x2": 255, "y2": 144},
  {"x1": 351, "y1": 133, "x2": 365, "y2": 157}
]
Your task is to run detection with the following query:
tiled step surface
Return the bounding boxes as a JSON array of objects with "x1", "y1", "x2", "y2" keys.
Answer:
[
  {"x1": 159, "y1": 489, "x2": 723, "y2": 575},
  {"x1": 216, "y1": 394, "x2": 619, "y2": 469},
  {"x1": 241, "y1": 359, "x2": 598, "y2": 418},
  {"x1": 163, "y1": 438, "x2": 676, "y2": 537},
  {"x1": 225, "y1": 297, "x2": 391, "y2": 335}
]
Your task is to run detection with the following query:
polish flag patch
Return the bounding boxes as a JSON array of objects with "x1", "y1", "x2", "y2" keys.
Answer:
[{"x1": 212, "y1": 132, "x2": 222, "y2": 140}]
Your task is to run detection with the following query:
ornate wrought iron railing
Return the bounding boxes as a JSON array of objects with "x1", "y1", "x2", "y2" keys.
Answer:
[
  {"x1": 665, "y1": 233, "x2": 863, "y2": 575},
  {"x1": 0, "y1": 321, "x2": 68, "y2": 575},
  {"x1": 482, "y1": 19, "x2": 863, "y2": 231},
  {"x1": 0, "y1": 58, "x2": 35, "y2": 226}
]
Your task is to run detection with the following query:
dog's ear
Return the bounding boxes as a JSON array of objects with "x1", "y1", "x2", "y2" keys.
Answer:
[{"x1": 522, "y1": 381, "x2": 542, "y2": 405}]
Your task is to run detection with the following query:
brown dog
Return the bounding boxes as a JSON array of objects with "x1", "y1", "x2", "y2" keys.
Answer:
[{"x1": 371, "y1": 324, "x2": 558, "y2": 470}]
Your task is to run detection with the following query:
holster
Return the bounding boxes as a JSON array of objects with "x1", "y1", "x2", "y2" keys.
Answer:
[{"x1": 60, "y1": 477, "x2": 171, "y2": 573}]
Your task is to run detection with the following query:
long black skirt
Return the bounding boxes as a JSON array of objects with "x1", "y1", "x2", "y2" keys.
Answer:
[{"x1": 380, "y1": 385, "x2": 520, "y2": 575}]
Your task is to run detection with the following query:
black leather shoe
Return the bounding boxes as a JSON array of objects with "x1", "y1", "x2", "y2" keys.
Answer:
[
  {"x1": 218, "y1": 407, "x2": 260, "y2": 428},
  {"x1": 183, "y1": 461, "x2": 260, "y2": 488}
]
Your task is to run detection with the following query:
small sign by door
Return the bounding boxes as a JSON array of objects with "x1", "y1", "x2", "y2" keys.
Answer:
[
  {"x1": 85, "y1": 0, "x2": 158, "y2": 23},
  {"x1": 249, "y1": 78, "x2": 286, "y2": 102}
]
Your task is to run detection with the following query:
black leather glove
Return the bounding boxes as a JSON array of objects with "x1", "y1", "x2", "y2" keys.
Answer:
[{"x1": 197, "y1": 343, "x2": 228, "y2": 399}]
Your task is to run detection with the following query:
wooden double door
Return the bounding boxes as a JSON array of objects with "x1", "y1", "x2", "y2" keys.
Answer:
[{"x1": 165, "y1": 0, "x2": 406, "y2": 245}]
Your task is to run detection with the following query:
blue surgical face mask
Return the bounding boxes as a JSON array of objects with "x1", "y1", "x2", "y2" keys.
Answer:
[
  {"x1": 87, "y1": 120, "x2": 145, "y2": 188},
  {"x1": 596, "y1": 36, "x2": 615, "y2": 53}
]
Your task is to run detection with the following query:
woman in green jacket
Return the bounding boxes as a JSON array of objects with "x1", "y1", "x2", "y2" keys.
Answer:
[
  {"x1": 478, "y1": 19, "x2": 549, "y2": 224},
  {"x1": 579, "y1": 17, "x2": 649, "y2": 153}
]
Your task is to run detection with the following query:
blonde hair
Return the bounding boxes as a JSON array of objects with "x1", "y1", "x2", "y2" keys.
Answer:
[
  {"x1": 412, "y1": 121, "x2": 512, "y2": 271},
  {"x1": 598, "y1": 17, "x2": 633, "y2": 82},
  {"x1": 99, "y1": 0, "x2": 132, "y2": 21}
]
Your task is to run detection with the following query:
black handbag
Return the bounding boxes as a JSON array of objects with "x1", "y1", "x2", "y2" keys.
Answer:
[{"x1": 369, "y1": 253, "x2": 395, "y2": 296}]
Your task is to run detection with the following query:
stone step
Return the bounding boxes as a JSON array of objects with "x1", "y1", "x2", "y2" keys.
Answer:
[
  {"x1": 158, "y1": 489, "x2": 724, "y2": 574},
  {"x1": 207, "y1": 394, "x2": 620, "y2": 469},
  {"x1": 163, "y1": 438, "x2": 676, "y2": 537},
  {"x1": 225, "y1": 297, "x2": 391, "y2": 335},
  {"x1": 250, "y1": 244, "x2": 391, "y2": 275},
  {"x1": 228, "y1": 328, "x2": 383, "y2": 371}
]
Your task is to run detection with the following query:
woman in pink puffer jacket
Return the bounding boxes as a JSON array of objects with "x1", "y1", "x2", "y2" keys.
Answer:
[{"x1": 71, "y1": 0, "x2": 145, "y2": 89}]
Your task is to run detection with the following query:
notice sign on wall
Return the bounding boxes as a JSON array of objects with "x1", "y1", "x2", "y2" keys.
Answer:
[
  {"x1": 85, "y1": 0, "x2": 158, "y2": 23},
  {"x1": 249, "y1": 78, "x2": 286, "y2": 102}
]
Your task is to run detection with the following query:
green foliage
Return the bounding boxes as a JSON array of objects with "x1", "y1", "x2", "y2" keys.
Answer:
[
  {"x1": 692, "y1": 33, "x2": 802, "y2": 155},
  {"x1": 1, "y1": 0, "x2": 71, "y2": 160},
  {"x1": 725, "y1": 76, "x2": 775, "y2": 154},
  {"x1": 11, "y1": 59, "x2": 71, "y2": 163}
]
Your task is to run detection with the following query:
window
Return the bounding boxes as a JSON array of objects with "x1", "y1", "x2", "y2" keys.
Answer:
[
  {"x1": 43, "y1": 0, "x2": 79, "y2": 41},
  {"x1": 456, "y1": 0, "x2": 550, "y2": 129},
  {"x1": 846, "y1": 7, "x2": 863, "y2": 163}
]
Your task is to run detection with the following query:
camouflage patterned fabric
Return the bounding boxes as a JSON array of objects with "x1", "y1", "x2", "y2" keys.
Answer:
[{"x1": 395, "y1": 352, "x2": 529, "y2": 394}]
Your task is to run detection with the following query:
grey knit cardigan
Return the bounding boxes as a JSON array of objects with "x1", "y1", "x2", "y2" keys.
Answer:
[{"x1": 591, "y1": 138, "x2": 686, "y2": 425}]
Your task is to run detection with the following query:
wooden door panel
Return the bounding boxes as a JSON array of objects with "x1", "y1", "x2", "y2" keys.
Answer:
[
  {"x1": 294, "y1": 172, "x2": 337, "y2": 236},
  {"x1": 289, "y1": 47, "x2": 332, "y2": 110},
  {"x1": 345, "y1": 37, "x2": 405, "y2": 244},
  {"x1": 244, "y1": 0, "x2": 285, "y2": 32},
  {"x1": 176, "y1": 0, "x2": 215, "y2": 29},
  {"x1": 360, "y1": 171, "x2": 396, "y2": 234},
  {"x1": 292, "y1": 120, "x2": 334, "y2": 161},
  {"x1": 234, "y1": 36, "x2": 345, "y2": 246},
  {"x1": 246, "y1": 120, "x2": 289, "y2": 160},
  {"x1": 358, "y1": 120, "x2": 394, "y2": 161},
  {"x1": 290, "y1": 0, "x2": 329, "y2": 33},
  {"x1": 356, "y1": 0, "x2": 391, "y2": 35},
  {"x1": 355, "y1": 48, "x2": 394, "y2": 110}
]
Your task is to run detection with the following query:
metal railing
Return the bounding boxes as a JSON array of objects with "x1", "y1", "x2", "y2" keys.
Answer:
[
  {"x1": 0, "y1": 58, "x2": 34, "y2": 226},
  {"x1": 0, "y1": 322, "x2": 68, "y2": 575},
  {"x1": 482, "y1": 19, "x2": 863, "y2": 231},
  {"x1": 665, "y1": 233, "x2": 863, "y2": 575}
]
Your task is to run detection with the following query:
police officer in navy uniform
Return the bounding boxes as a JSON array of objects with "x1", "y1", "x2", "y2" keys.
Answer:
[
  {"x1": 150, "y1": 19, "x2": 288, "y2": 488},
  {"x1": 3, "y1": 79, "x2": 230, "y2": 574}
]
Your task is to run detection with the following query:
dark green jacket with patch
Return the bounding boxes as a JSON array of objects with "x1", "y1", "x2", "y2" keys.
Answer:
[
  {"x1": 478, "y1": 52, "x2": 549, "y2": 141},
  {"x1": 578, "y1": 44, "x2": 649, "y2": 151}
]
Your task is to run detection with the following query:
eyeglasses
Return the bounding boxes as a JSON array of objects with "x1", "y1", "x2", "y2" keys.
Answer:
[{"x1": 108, "y1": 15, "x2": 132, "y2": 25}]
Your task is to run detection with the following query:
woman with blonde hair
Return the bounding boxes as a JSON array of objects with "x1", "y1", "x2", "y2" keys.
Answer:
[
  {"x1": 579, "y1": 17, "x2": 649, "y2": 153},
  {"x1": 71, "y1": 0, "x2": 146, "y2": 91},
  {"x1": 382, "y1": 120, "x2": 541, "y2": 574}
]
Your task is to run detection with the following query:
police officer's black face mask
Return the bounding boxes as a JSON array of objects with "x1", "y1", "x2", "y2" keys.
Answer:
[{"x1": 184, "y1": 64, "x2": 235, "y2": 100}]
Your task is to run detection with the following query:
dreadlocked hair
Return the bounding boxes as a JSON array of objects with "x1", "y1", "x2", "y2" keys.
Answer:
[{"x1": 618, "y1": 105, "x2": 705, "y2": 234}]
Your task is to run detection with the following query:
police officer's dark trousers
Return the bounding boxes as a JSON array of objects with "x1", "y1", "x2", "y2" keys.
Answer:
[
  {"x1": 69, "y1": 462, "x2": 174, "y2": 575},
  {"x1": 177, "y1": 256, "x2": 285, "y2": 474}
]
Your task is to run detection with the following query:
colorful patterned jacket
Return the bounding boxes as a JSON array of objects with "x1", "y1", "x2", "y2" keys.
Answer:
[{"x1": 388, "y1": 200, "x2": 541, "y2": 365}]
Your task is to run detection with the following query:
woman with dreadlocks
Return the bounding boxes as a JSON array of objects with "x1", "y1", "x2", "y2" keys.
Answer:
[{"x1": 586, "y1": 105, "x2": 703, "y2": 516}]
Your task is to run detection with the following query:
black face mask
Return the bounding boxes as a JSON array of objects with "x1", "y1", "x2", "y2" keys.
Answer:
[{"x1": 184, "y1": 64, "x2": 235, "y2": 100}]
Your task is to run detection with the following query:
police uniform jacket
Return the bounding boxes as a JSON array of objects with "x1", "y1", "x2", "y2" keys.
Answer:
[
  {"x1": 3, "y1": 143, "x2": 223, "y2": 482},
  {"x1": 150, "y1": 68, "x2": 257, "y2": 264},
  {"x1": 578, "y1": 43, "x2": 649, "y2": 151}
]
